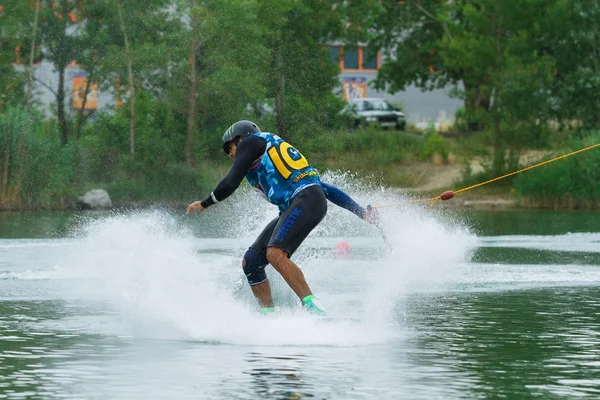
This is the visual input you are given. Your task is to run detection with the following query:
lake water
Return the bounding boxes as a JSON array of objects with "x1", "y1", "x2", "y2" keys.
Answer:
[{"x1": 1, "y1": 190, "x2": 599, "y2": 399}]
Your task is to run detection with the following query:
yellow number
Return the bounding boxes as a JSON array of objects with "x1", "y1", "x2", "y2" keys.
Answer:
[
  {"x1": 267, "y1": 142, "x2": 309, "y2": 180},
  {"x1": 267, "y1": 146, "x2": 291, "y2": 179},
  {"x1": 280, "y1": 142, "x2": 309, "y2": 170}
]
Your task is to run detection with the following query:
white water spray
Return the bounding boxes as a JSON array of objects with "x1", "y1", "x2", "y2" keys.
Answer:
[{"x1": 60, "y1": 174, "x2": 478, "y2": 345}]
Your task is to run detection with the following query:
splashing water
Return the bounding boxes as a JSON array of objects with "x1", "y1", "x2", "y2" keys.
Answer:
[{"x1": 60, "y1": 173, "x2": 477, "y2": 346}]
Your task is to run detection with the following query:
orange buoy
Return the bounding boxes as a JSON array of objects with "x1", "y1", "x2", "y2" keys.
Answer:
[
  {"x1": 335, "y1": 241, "x2": 352, "y2": 258},
  {"x1": 440, "y1": 190, "x2": 454, "y2": 200}
]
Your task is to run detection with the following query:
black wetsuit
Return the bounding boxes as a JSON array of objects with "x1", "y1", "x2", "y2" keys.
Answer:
[{"x1": 200, "y1": 134, "x2": 366, "y2": 285}]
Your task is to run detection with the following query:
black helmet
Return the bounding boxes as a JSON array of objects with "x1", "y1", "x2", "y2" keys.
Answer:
[{"x1": 222, "y1": 120, "x2": 261, "y2": 154}]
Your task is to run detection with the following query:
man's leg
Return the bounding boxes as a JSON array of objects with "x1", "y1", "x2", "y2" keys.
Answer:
[
  {"x1": 245, "y1": 266, "x2": 273, "y2": 308},
  {"x1": 243, "y1": 218, "x2": 278, "y2": 311},
  {"x1": 266, "y1": 247, "x2": 312, "y2": 300},
  {"x1": 267, "y1": 185, "x2": 328, "y2": 315}
]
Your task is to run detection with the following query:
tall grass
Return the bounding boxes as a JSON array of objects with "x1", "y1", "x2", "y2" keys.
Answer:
[
  {"x1": 0, "y1": 106, "x2": 216, "y2": 210},
  {"x1": 0, "y1": 106, "x2": 74, "y2": 209},
  {"x1": 513, "y1": 131, "x2": 600, "y2": 209},
  {"x1": 302, "y1": 126, "x2": 448, "y2": 187},
  {"x1": 304, "y1": 127, "x2": 425, "y2": 164}
]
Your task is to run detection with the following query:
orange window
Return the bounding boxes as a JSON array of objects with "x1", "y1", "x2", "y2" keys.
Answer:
[{"x1": 328, "y1": 46, "x2": 380, "y2": 71}]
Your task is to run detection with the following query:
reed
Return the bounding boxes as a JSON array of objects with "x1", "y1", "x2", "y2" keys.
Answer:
[{"x1": 513, "y1": 131, "x2": 600, "y2": 209}]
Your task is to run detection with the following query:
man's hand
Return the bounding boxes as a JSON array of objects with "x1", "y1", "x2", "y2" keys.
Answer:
[
  {"x1": 186, "y1": 201, "x2": 205, "y2": 215},
  {"x1": 363, "y1": 205, "x2": 380, "y2": 224}
]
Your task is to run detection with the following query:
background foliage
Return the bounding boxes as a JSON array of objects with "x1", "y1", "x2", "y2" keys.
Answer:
[{"x1": 0, "y1": 0, "x2": 598, "y2": 209}]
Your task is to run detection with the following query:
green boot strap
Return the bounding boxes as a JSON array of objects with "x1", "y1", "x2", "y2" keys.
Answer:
[{"x1": 302, "y1": 295, "x2": 316, "y2": 304}]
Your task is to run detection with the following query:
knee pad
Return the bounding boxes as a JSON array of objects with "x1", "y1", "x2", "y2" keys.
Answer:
[{"x1": 243, "y1": 248, "x2": 268, "y2": 286}]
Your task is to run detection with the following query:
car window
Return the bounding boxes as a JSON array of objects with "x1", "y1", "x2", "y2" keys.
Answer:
[
  {"x1": 350, "y1": 100, "x2": 395, "y2": 111},
  {"x1": 354, "y1": 101, "x2": 366, "y2": 111},
  {"x1": 368, "y1": 100, "x2": 393, "y2": 111}
]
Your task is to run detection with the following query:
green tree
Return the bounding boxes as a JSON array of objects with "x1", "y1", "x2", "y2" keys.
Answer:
[
  {"x1": 259, "y1": 0, "x2": 382, "y2": 141},
  {"x1": 70, "y1": 1, "x2": 110, "y2": 139},
  {"x1": 550, "y1": 0, "x2": 600, "y2": 130},
  {"x1": 373, "y1": 0, "x2": 567, "y2": 174},
  {"x1": 36, "y1": 0, "x2": 83, "y2": 146},
  {"x1": 185, "y1": 0, "x2": 200, "y2": 168},
  {"x1": 0, "y1": 1, "x2": 28, "y2": 110},
  {"x1": 441, "y1": 0, "x2": 559, "y2": 173},
  {"x1": 81, "y1": 0, "x2": 173, "y2": 157},
  {"x1": 0, "y1": 1, "x2": 36, "y2": 203},
  {"x1": 371, "y1": 1, "x2": 471, "y2": 116},
  {"x1": 176, "y1": 0, "x2": 269, "y2": 155},
  {"x1": 24, "y1": 0, "x2": 41, "y2": 110}
]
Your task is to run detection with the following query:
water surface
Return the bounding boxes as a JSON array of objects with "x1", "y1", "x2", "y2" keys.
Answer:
[{"x1": 1, "y1": 204, "x2": 599, "y2": 399}]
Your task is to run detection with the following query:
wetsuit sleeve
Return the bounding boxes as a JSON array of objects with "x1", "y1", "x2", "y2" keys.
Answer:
[
  {"x1": 200, "y1": 136, "x2": 266, "y2": 208},
  {"x1": 321, "y1": 182, "x2": 365, "y2": 219}
]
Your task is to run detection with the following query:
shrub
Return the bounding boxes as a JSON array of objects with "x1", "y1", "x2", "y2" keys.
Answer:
[
  {"x1": 420, "y1": 124, "x2": 449, "y2": 162},
  {"x1": 513, "y1": 131, "x2": 600, "y2": 208}
]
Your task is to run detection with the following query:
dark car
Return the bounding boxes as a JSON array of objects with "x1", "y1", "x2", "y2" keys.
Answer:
[{"x1": 343, "y1": 98, "x2": 406, "y2": 130}]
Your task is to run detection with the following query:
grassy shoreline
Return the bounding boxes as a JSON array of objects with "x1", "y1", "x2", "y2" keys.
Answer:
[{"x1": 1, "y1": 114, "x2": 598, "y2": 212}]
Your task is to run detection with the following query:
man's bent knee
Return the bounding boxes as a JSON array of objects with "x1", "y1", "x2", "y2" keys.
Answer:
[
  {"x1": 266, "y1": 247, "x2": 288, "y2": 266},
  {"x1": 243, "y1": 248, "x2": 268, "y2": 286}
]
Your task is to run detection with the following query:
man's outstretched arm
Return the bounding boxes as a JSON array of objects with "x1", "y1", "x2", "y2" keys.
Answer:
[
  {"x1": 187, "y1": 136, "x2": 265, "y2": 214},
  {"x1": 321, "y1": 182, "x2": 378, "y2": 223}
]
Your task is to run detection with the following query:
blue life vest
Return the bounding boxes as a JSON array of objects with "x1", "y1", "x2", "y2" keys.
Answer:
[{"x1": 245, "y1": 132, "x2": 320, "y2": 211}]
